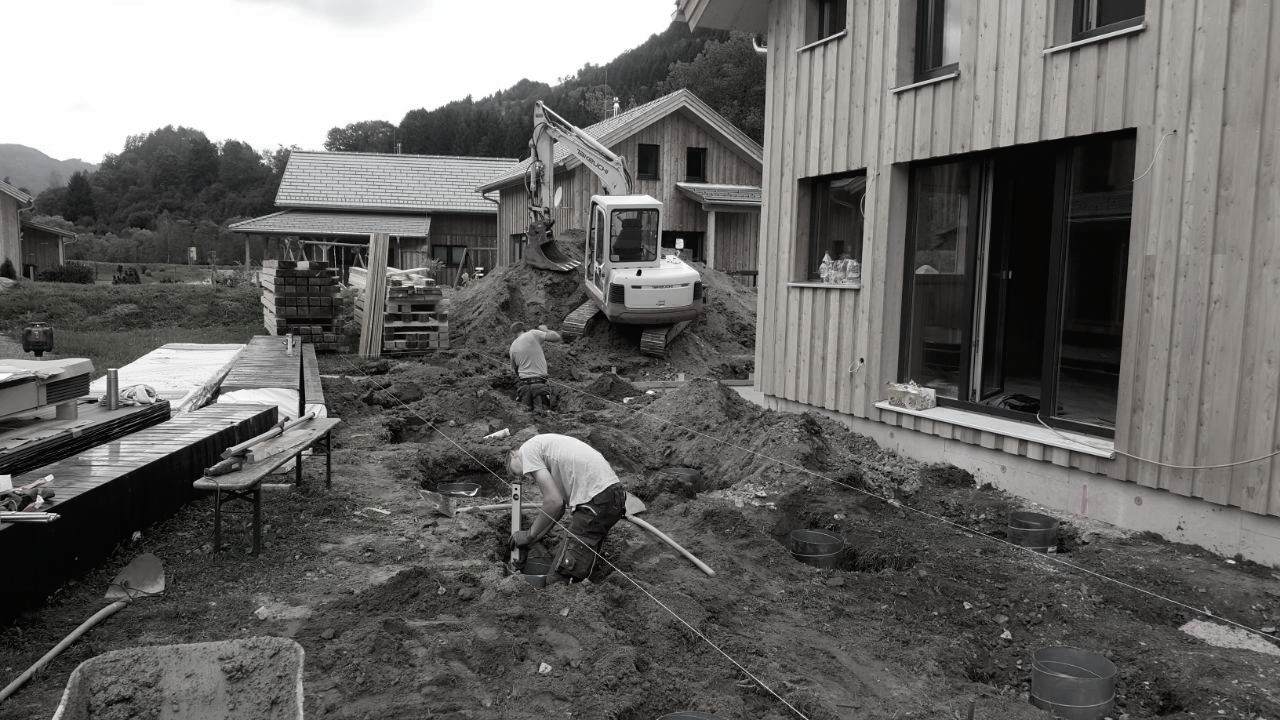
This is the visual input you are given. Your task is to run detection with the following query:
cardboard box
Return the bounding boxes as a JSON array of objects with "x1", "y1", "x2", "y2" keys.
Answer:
[{"x1": 886, "y1": 381, "x2": 937, "y2": 411}]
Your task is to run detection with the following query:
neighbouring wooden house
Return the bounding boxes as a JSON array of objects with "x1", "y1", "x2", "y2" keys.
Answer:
[
  {"x1": 230, "y1": 151, "x2": 517, "y2": 287},
  {"x1": 476, "y1": 89, "x2": 764, "y2": 280},
  {"x1": 678, "y1": 0, "x2": 1280, "y2": 565},
  {"x1": 0, "y1": 180, "x2": 31, "y2": 277},
  {"x1": 20, "y1": 219, "x2": 76, "y2": 276}
]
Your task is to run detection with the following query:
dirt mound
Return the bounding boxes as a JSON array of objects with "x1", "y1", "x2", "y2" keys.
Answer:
[{"x1": 444, "y1": 232, "x2": 757, "y2": 382}]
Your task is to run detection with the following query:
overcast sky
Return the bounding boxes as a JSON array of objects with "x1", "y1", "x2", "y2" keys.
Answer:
[{"x1": 3, "y1": 0, "x2": 680, "y2": 163}]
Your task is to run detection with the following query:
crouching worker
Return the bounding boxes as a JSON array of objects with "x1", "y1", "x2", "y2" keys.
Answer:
[
  {"x1": 507, "y1": 433, "x2": 627, "y2": 583},
  {"x1": 508, "y1": 322, "x2": 561, "y2": 413}
]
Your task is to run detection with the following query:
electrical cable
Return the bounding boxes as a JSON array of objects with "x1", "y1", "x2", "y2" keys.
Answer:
[{"x1": 1131, "y1": 129, "x2": 1176, "y2": 183}]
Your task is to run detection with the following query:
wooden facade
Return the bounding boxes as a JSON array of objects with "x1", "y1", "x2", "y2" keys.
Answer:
[
  {"x1": 480, "y1": 91, "x2": 762, "y2": 274},
  {"x1": 0, "y1": 181, "x2": 29, "y2": 275},
  {"x1": 680, "y1": 0, "x2": 1280, "y2": 524},
  {"x1": 20, "y1": 220, "x2": 73, "y2": 277}
]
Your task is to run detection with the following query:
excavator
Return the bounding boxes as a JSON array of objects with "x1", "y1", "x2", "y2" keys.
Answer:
[{"x1": 522, "y1": 101, "x2": 704, "y2": 357}]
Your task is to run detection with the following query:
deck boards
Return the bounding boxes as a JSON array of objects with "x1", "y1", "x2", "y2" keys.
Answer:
[
  {"x1": 219, "y1": 336, "x2": 325, "y2": 407},
  {"x1": 0, "y1": 400, "x2": 172, "y2": 476}
]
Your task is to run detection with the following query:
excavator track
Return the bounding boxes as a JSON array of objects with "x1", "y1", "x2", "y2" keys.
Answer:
[
  {"x1": 560, "y1": 300, "x2": 602, "y2": 342},
  {"x1": 640, "y1": 321, "x2": 692, "y2": 358}
]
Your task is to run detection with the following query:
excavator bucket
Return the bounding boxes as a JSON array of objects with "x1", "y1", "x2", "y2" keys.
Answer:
[{"x1": 523, "y1": 231, "x2": 581, "y2": 273}]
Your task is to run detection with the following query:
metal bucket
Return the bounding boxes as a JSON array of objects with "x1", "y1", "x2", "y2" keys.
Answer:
[
  {"x1": 790, "y1": 529, "x2": 844, "y2": 569},
  {"x1": 1008, "y1": 511, "x2": 1059, "y2": 552},
  {"x1": 1029, "y1": 646, "x2": 1116, "y2": 720},
  {"x1": 520, "y1": 556, "x2": 555, "y2": 588}
]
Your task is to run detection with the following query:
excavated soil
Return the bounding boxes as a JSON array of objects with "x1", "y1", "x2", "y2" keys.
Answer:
[{"x1": 2, "y1": 257, "x2": 1279, "y2": 720}]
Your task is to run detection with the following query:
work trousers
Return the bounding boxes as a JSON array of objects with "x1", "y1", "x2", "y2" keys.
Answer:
[
  {"x1": 551, "y1": 484, "x2": 627, "y2": 581},
  {"x1": 516, "y1": 378, "x2": 551, "y2": 411}
]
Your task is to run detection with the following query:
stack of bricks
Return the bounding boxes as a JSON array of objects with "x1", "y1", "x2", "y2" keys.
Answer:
[
  {"x1": 260, "y1": 260, "x2": 341, "y2": 352},
  {"x1": 355, "y1": 277, "x2": 450, "y2": 353}
]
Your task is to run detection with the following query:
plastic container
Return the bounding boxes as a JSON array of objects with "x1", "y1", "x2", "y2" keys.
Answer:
[
  {"x1": 1008, "y1": 511, "x2": 1059, "y2": 552},
  {"x1": 790, "y1": 529, "x2": 844, "y2": 569},
  {"x1": 1029, "y1": 646, "x2": 1116, "y2": 720}
]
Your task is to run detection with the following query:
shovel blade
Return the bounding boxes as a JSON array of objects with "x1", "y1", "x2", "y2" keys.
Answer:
[
  {"x1": 105, "y1": 553, "x2": 165, "y2": 599},
  {"x1": 624, "y1": 492, "x2": 646, "y2": 517},
  {"x1": 418, "y1": 489, "x2": 455, "y2": 517}
]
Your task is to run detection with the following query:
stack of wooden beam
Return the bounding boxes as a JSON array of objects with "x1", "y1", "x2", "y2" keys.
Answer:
[
  {"x1": 260, "y1": 260, "x2": 341, "y2": 352},
  {"x1": 353, "y1": 272, "x2": 450, "y2": 354}
]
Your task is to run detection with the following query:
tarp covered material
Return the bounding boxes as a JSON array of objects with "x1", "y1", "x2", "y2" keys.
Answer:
[
  {"x1": 88, "y1": 344, "x2": 245, "y2": 415},
  {"x1": 215, "y1": 387, "x2": 327, "y2": 422}
]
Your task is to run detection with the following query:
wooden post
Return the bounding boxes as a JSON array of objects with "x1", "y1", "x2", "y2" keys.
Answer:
[
  {"x1": 359, "y1": 233, "x2": 390, "y2": 358},
  {"x1": 705, "y1": 210, "x2": 717, "y2": 270}
]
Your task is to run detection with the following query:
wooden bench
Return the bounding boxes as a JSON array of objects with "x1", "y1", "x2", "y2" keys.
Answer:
[{"x1": 193, "y1": 417, "x2": 341, "y2": 555}]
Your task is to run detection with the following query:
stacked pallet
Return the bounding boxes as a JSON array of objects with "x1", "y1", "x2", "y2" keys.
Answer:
[
  {"x1": 260, "y1": 260, "x2": 341, "y2": 352},
  {"x1": 354, "y1": 275, "x2": 450, "y2": 354}
]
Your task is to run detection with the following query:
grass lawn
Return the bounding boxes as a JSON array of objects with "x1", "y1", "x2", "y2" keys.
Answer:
[
  {"x1": 0, "y1": 279, "x2": 264, "y2": 372},
  {"x1": 71, "y1": 260, "x2": 248, "y2": 285}
]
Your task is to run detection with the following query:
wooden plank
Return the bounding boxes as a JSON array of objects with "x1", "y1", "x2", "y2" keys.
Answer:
[
  {"x1": 845, "y1": 0, "x2": 868, "y2": 166},
  {"x1": 359, "y1": 233, "x2": 390, "y2": 359},
  {"x1": 1065, "y1": 42, "x2": 1099, "y2": 137},
  {"x1": 1016, "y1": 0, "x2": 1048, "y2": 143},
  {"x1": 994, "y1": 0, "x2": 1023, "y2": 146},
  {"x1": 949, "y1": 0, "x2": 980, "y2": 153},
  {"x1": 1098, "y1": 40, "x2": 1130, "y2": 131},
  {"x1": 1232, "y1": 1, "x2": 1280, "y2": 515},
  {"x1": 971, "y1": 0, "x2": 1000, "y2": 151},
  {"x1": 914, "y1": 84, "x2": 935, "y2": 158}
]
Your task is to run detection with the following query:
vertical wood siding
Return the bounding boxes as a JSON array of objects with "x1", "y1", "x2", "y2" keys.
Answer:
[{"x1": 755, "y1": 0, "x2": 1280, "y2": 517}]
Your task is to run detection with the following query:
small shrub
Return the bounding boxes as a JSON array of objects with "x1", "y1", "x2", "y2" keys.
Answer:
[
  {"x1": 113, "y1": 267, "x2": 142, "y2": 285},
  {"x1": 37, "y1": 262, "x2": 95, "y2": 284},
  {"x1": 0, "y1": 258, "x2": 15, "y2": 280}
]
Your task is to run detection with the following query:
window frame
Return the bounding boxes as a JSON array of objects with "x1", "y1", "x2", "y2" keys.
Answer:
[
  {"x1": 430, "y1": 244, "x2": 469, "y2": 267},
  {"x1": 915, "y1": 0, "x2": 962, "y2": 82},
  {"x1": 636, "y1": 144, "x2": 660, "y2": 180},
  {"x1": 685, "y1": 147, "x2": 708, "y2": 183},
  {"x1": 806, "y1": 0, "x2": 848, "y2": 45},
  {"x1": 1072, "y1": 0, "x2": 1145, "y2": 41},
  {"x1": 897, "y1": 133, "x2": 1136, "y2": 438},
  {"x1": 802, "y1": 170, "x2": 867, "y2": 283}
]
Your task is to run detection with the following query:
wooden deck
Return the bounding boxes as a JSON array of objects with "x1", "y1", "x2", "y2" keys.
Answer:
[
  {"x1": 0, "y1": 399, "x2": 172, "y2": 477},
  {"x1": 219, "y1": 335, "x2": 325, "y2": 409},
  {"x1": 0, "y1": 403, "x2": 278, "y2": 626}
]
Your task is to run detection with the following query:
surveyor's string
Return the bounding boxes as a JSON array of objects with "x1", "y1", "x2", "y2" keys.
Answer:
[{"x1": 335, "y1": 352, "x2": 813, "y2": 720}]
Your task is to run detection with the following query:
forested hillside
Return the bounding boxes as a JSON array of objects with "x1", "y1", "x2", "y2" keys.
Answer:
[{"x1": 23, "y1": 23, "x2": 764, "y2": 267}]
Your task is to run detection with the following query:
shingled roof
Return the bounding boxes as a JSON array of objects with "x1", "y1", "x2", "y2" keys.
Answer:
[
  {"x1": 0, "y1": 180, "x2": 33, "y2": 205},
  {"x1": 228, "y1": 210, "x2": 431, "y2": 239},
  {"x1": 475, "y1": 89, "x2": 762, "y2": 193},
  {"x1": 675, "y1": 182, "x2": 761, "y2": 209},
  {"x1": 276, "y1": 151, "x2": 518, "y2": 214}
]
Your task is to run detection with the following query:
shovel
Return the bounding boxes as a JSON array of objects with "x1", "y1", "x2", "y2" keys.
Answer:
[
  {"x1": 623, "y1": 493, "x2": 716, "y2": 577},
  {"x1": 0, "y1": 553, "x2": 165, "y2": 703}
]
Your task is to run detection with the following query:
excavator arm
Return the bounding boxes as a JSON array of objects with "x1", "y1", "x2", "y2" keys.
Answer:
[{"x1": 522, "y1": 102, "x2": 634, "y2": 272}]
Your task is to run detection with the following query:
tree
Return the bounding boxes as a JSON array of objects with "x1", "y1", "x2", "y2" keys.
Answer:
[
  {"x1": 63, "y1": 171, "x2": 97, "y2": 224},
  {"x1": 661, "y1": 32, "x2": 767, "y2": 143},
  {"x1": 325, "y1": 121, "x2": 398, "y2": 153}
]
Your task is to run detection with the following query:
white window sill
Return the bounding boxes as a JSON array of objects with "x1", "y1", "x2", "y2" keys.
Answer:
[
  {"x1": 788, "y1": 281, "x2": 861, "y2": 290},
  {"x1": 1044, "y1": 23, "x2": 1146, "y2": 55},
  {"x1": 797, "y1": 30, "x2": 847, "y2": 53},
  {"x1": 874, "y1": 401, "x2": 1115, "y2": 459},
  {"x1": 891, "y1": 71, "x2": 960, "y2": 95}
]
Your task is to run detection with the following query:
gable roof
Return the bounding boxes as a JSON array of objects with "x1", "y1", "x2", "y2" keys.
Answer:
[
  {"x1": 0, "y1": 180, "x2": 33, "y2": 205},
  {"x1": 229, "y1": 210, "x2": 431, "y2": 239},
  {"x1": 21, "y1": 219, "x2": 77, "y2": 239},
  {"x1": 276, "y1": 151, "x2": 518, "y2": 214},
  {"x1": 475, "y1": 89, "x2": 763, "y2": 192}
]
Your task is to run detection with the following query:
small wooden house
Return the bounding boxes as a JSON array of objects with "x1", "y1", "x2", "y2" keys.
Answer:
[
  {"x1": 231, "y1": 151, "x2": 517, "y2": 286},
  {"x1": 679, "y1": 0, "x2": 1280, "y2": 565},
  {"x1": 20, "y1": 219, "x2": 76, "y2": 276},
  {"x1": 0, "y1": 180, "x2": 31, "y2": 276},
  {"x1": 476, "y1": 89, "x2": 764, "y2": 278}
]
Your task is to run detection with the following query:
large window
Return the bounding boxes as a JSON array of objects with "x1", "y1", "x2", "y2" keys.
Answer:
[
  {"x1": 915, "y1": 0, "x2": 962, "y2": 80},
  {"x1": 807, "y1": 0, "x2": 847, "y2": 44},
  {"x1": 804, "y1": 171, "x2": 866, "y2": 282},
  {"x1": 686, "y1": 147, "x2": 707, "y2": 182},
  {"x1": 637, "y1": 144, "x2": 660, "y2": 180},
  {"x1": 1074, "y1": 0, "x2": 1144, "y2": 40},
  {"x1": 430, "y1": 244, "x2": 468, "y2": 267},
  {"x1": 899, "y1": 133, "x2": 1135, "y2": 436}
]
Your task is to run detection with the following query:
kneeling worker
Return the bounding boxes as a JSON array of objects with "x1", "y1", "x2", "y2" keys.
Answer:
[
  {"x1": 507, "y1": 433, "x2": 627, "y2": 583},
  {"x1": 508, "y1": 322, "x2": 561, "y2": 412}
]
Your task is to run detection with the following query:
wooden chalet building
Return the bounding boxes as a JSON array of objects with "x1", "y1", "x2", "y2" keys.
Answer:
[
  {"x1": 0, "y1": 180, "x2": 31, "y2": 276},
  {"x1": 678, "y1": 0, "x2": 1280, "y2": 565},
  {"x1": 231, "y1": 151, "x2": 517, "y2": 286},
  {"x1": 20, "y1": 219, "x2": 76, "y2": 277},
  {"x1": 476, "y1": 89, "x2": 764, "y2": 280}
]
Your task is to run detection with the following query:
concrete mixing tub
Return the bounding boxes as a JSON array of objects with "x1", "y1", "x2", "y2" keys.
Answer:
[{"x1": 52, "y1": 636, "x2": 304, "y2": 720}]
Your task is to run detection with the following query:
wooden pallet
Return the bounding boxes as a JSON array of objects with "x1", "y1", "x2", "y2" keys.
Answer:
[{"x1": 260, "y1": 261, "x2": 341, "y2": 351}]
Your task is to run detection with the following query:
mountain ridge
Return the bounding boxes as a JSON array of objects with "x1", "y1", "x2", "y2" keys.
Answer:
[{"x1": 0, "y1": 144, "x2": 99, "y2": 196}]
